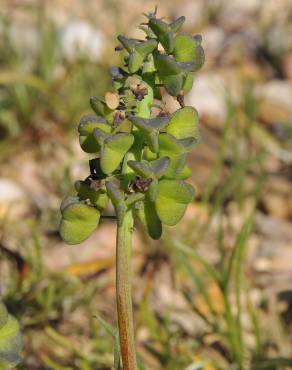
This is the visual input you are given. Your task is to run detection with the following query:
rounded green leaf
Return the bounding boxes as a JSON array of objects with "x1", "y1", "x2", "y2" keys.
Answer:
[
  {"x1": 60, "y1": 198, "x2": 100, "y2": 245},
  {"x1": 135, "y1": 199, "x2": 162, "y2": 240},
  {"x1": 158, "y1": 133, "x2": 187, "y2": 178},
  {"x1": 159, "y1": 133, "x2": 185, "y2": 155},
  {"x1": 166, "y1": 107, "x2": 199, "y2": 140},
  {"x1": 100, "y1": 133, "x2": 134, "y2": 174},
  {"x1": 173, "y1": 34, "x2": 205, "y2": 71},
  {"x1": 78, "y1": 115, "x2": 111, "y2": 153},
  {"x1": 155, "y1": 179, "x2": 195, "y2": 225},
  {"x1": 163, "y1": 75, "x2": 184, "y2": 96},
  {"x1": 174, "y1": 34, "x2": 196, "y2": 62},
  {"x1": 0, "y1": 314, "x2": 22, "y2": 368},
  {"x1": 154, "y1": 54, "x2": 181, "y2": 76}
]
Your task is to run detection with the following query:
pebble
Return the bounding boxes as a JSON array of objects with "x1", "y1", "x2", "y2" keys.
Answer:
[
  {"x1": 261, "y1": 177, "x2": 292, "y2": 220},
  {"x1": 59, "y1": 20, "x2": 104, "y2": 62},
  {"x1": 174, "y1": 0, "x2": 205, "y2": 29},
  {"x1": 257, "y1": 80, "x2": 292, "y2": 110},
  {"x1": 0, "y1": 178, "x2": 27, "y2": 220},
  {"x1": 203, "y1": 26, "x2": 226, "y2": 60},
  {"x1": 0, "y1": 178, "x2": 25, "y2": 202},
  {"x1": 185, "y1": 73, "x2": 227, "y2": 124}
]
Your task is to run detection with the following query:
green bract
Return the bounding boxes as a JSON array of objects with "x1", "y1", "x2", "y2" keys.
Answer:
[
  {"x1": 94, "y1": 130, "x2": 134, "y2": 174},
  {"x1": 60, "y1": 10, "x2": 204, "y2": 242},
  {"x1": 0, "y1": 301, "x2": 22, "y2": 369},
  {"x1": 78, "y1": 114, "x2": 111, "y2": 153},
  {"x1": 155, "y1": 179, "x2": 195, "y2": 225},
  {"x1": 173, "y1": 33, "x2": 205, "y2": 70},
  {"x1": 60, "y1": 197, "x2": 100, "y2": 244},
  {"x1": 166, "y1": 106, "x2": 199, "y2": 140}
]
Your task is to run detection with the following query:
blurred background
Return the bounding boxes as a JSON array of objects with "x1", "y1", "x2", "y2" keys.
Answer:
[{"x1": 0, "y1": 0, "x2": 292, "y2": 369}]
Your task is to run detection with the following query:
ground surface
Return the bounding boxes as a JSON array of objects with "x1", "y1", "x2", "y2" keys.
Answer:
[{"x1": 0, "y1": 1, "x2": 292, "y2": 369}]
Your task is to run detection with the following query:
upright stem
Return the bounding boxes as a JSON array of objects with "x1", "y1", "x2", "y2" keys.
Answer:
[{"x1": 116, "y1": 210, "x2": 138, "y2": 370}]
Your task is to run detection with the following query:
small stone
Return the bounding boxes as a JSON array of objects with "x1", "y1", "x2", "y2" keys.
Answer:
[
  {"x1": 185, "y1": 73, "x2": 227, "y2": 124},
  {"x1": 60, "y1": 20, "x2": 104, "y2": 62},
  {"x1": 174, "y1": 0, "x2": 205, "y2": 30},
  {"x1": 261, "y1": 177, "x2": 292, "y2": 220},
  {"x1": 0, "y1": 178, "x2": 25, "y2": 202},
  {"x1": 0, "y1": 178, "x2": 27, "y2": 220},
  {"x1": 203, "y1": 26, "x2": 226, "y2": 60},
  {"x1": 257, "y1": 80, "x2": 292, "y2": 111}
]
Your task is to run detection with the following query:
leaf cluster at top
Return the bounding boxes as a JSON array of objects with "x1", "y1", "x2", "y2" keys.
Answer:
[{"x1": 60, "y1": 11, "x2": 205, "y2": 244}]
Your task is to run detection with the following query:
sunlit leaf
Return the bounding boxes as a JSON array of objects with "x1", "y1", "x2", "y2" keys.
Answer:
[
  {"x1": 173, "y1": 33, "x2": 205, "y2": 71},
  {"x1": 78, "y1": 114, "x2": 111, "y2": 153},
  {"x1": 96, "y1": 132, "x2": 134, "y2": 174},
  {"x1": 166, "y1": 106, "x2": 199, "y2": 140},
  {"x1": 60, "y1": 197, "x2": 100, "y2": 245},
  {"x1": 155, "y1": 179, "x2": 195, "y2": 225}
]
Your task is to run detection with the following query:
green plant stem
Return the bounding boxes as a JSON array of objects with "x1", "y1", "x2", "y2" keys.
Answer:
[{"x1": 116, "y1": 210, "x2": 138, "y2": 370}]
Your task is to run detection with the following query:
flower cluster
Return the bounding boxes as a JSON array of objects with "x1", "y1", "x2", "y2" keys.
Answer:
[{"x1": 60, "y1": 10, "x2": 205, "y2": 244}]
